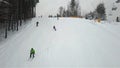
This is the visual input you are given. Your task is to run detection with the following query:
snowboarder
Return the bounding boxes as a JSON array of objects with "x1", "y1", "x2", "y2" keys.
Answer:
[
  {"x1": 36, "y1": 21, "x2": 39, "y2": 27},
  {"x1": 53, "y1": 26, "x2": 56, "y2": 31},
  {"x1": 30, "y1": 48, "x2": 35, "y2": 58}
]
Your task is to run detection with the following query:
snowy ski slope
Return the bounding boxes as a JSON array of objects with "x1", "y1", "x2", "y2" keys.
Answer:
[{"x1": 0, "y1": 18, "x2": 120, "y2": 68}]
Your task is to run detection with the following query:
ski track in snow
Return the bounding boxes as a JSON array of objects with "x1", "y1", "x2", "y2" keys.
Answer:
[{"x1": 0, "y1": 18, "x2": 120, "y2": 68}]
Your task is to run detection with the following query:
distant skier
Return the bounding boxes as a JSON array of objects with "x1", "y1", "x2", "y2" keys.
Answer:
[
  {"x1": 30, "y1": 48, "x2": 35, "y2": 58},
  {"x1": 53, "y1": 26, "x2": 56, "y2": 31},
  {"x1": 36, "y1": 21, "x2": 39, "y2": 27},
  {"x1": 116, "y1": 17, "x2": 119, "y2": 22}
]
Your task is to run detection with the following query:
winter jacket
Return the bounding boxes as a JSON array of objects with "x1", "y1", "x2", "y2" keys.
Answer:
[{"x1": 30, "y1": 48, "x2": 35, "y2": 54}]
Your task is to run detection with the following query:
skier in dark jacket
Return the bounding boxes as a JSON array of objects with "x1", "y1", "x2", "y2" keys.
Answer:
[
  {"x1": 36, "y1": 22, "x2": 39, "y2": 27},
  {"x1": 30, "y1": 48, "x2": 35, "y2": 58},
  {"x1": 53, "y1": 26, "x2": 56, "y2": 31},
  {"x1": 116, "y1": 17, "x2": 119, "y2": 22}
]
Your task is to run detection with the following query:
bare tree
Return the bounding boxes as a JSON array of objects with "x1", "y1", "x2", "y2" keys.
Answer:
[{"x1": 59, "y1": 6, "x2": 64, "y2": 17}]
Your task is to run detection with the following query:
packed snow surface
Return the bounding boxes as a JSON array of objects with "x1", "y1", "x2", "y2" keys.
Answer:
[{"x1": 0, "y1": 18, "x2": 120, "y2": 68}]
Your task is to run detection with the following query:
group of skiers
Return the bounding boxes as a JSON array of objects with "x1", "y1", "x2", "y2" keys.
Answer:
[
  {"x1": 30, "y1": 22, "x2": 57, "y2": 58},
  {"x1": 35, "y1": 21, "x2": 56, "y2": 31}
]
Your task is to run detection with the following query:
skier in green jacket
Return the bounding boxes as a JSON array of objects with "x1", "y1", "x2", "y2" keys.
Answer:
[{"x1": 30, "y1": 48, "x2": 35, "y2": 58}]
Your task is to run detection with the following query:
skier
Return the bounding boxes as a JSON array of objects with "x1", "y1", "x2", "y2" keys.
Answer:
[
  {"x1": 53, "y1": 26, "x2": 56, "y2": 31},
  {"x1": 36, "y1": 21, "x2": 39, "y2": 27},
  {"x1": 116, "y1": 17, "x2": 119, "y2": 22},
  {"x1": 30, "y1": 48, "x2": 35, "y2": 58}
]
